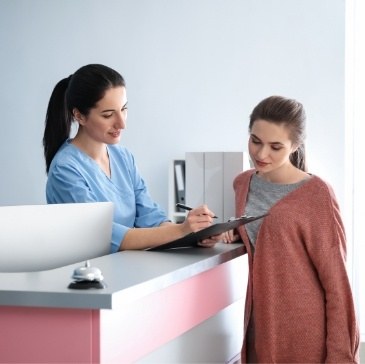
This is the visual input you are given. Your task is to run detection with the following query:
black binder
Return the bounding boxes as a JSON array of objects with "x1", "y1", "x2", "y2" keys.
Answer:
[
  {"x1": 148, "y1": 213, "x2": 268, "y2": 251},
  {"x1": 174, "y1": 160, "x2": 186, "y2": 211}
]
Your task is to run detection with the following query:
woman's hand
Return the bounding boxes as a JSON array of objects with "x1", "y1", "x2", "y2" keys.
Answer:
[
  {"x1": 221, "y1": 229, "x2": 240, "y2": 244},
  {"x1": 181, "y1": 204, "x2": 216, "y2": 234},
  {"x1": 197, "y1": 234, "x2": 222, "y2": 248},
  {"x1": 181, "y1": 204, "x2": 221, "y2": 248}
]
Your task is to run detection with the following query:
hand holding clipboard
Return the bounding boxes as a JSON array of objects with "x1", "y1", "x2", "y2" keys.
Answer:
[{"x1": 148, "y1": 210, "x2": 268, "y2": 251}]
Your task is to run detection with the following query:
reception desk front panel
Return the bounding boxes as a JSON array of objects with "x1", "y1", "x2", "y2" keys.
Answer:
[{"x1": 0, "y1": 243, "x2": 247, "y2": 363}]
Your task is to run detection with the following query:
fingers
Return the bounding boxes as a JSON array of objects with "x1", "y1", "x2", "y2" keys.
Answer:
[
  {"x1": 185, "y1": 213, "x2": 212, "y2": 228},
  {"x1": 209, "y1": 234, "x2": 224, "y2": 242},
  {"x1": 221, "y1": 230, "x2": 240, "y2": 244},
  {"x1": 197, "y1": 230, "x2": 240, "y2": 248},
  {"x1": 190, "y1": 204, "x2": 216, "y2": 220},
  {"x1": 184, "y1": 205, "x2": 216, "y2": 233},
  {"x1": 197, "y1": 238, "x2": 217, "y2": 248}
]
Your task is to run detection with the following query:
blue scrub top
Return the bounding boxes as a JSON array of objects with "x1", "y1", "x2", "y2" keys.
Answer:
[{"x1": 46, "y1": 140, "x2": 168, "y2": 253}]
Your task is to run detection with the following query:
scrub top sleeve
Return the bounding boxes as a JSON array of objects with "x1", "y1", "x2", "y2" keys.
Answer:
[
  {"x1": 111, "y1": 221, "x2": 129, "y2": 253},
  {"x1": 125, "y1": 151, "x2": 168, "y2": 227}
]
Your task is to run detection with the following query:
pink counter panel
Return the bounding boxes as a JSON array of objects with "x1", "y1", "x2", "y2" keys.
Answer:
[{"x1": 0, "y1": 244, "x2": 246, "y2": 363}]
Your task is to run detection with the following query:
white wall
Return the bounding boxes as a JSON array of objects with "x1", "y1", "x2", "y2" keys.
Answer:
[
  {"x1": 346, "y1": 0, "x2": 365, "y2": 341},
  {"x1": 0, "y1": 0, "x2": 345, "y2": 214}
]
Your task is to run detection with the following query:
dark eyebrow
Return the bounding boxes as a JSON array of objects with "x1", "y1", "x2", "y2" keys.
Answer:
[
  {"x1": 250, "y1": 133, "x2": 260, "y2": 140},
  {"x1": 251, "y1": 133, "x2": 284, "y2": 146},
  {"x1": 101, "y1": 101, "x2": 128, "y2": 113}
]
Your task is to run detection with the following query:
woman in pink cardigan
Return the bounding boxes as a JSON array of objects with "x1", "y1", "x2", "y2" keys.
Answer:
[{"x1": 224, "y1": 96, "x2": 359, "y2": 363}]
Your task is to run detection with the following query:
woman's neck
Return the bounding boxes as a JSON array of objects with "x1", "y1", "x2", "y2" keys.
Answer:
[
  {"x1": 257, "y1": 164, "x2": 308, "y2": 184},
  {"x1": 71, "y1": 135, "x2": 111, "y2": 177},
  {"x1": 71, "y1": 134, "x2": 106, "y2": 159}
]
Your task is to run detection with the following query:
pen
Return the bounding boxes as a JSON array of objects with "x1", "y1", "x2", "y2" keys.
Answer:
[{"x1": 176, "y1": 203, "x2": 218, "y2": 219}]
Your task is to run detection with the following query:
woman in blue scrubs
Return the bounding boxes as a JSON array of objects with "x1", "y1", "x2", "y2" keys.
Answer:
[{"x1": 43, "y1": 64, "x2": 219, "y2": 252}]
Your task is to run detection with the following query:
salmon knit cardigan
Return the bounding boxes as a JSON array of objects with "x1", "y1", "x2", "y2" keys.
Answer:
[{"x1": 234, "y1": 169, "x2": 359, "y2": 363}]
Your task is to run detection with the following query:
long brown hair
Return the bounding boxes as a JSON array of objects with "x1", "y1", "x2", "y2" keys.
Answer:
[{"x1": 249, "y1": 95, "x2": 307, "y2": 171}]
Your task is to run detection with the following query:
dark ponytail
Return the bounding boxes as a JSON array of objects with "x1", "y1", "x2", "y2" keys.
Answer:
[
  {"x1": 290, "y1": 144, "x2": 306, "y2": 172},
  {"x1": 43, "y1": 64, "x2": 126, "y2": 173},
  {"x1": 43, "y1": 76, "x2": 72, "y2": 173}
]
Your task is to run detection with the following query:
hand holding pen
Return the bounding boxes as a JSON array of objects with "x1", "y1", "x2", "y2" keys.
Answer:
[
  {"x1": 176, "y1": 203, "x2": 221, "y2": 247},
  {"x1": 176, "y1": 203, "x2": 218, "y2": 219}
]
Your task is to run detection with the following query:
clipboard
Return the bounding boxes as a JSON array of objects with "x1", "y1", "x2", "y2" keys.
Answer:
[{"x1": 148, "y1": 213, "x2": 268, "y2": 251}]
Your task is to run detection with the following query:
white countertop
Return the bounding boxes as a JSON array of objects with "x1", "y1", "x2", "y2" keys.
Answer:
[{"x1": 0, "y1": 243, "x2": 245, "y2": 310}]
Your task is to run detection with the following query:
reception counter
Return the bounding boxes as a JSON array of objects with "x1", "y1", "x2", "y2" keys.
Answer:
[{"x1": 0, "y1": 243, "x2": 247, "y2": 363}]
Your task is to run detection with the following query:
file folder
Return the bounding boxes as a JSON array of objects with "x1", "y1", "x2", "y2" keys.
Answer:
[
  {"x1": 204, "y1": 152, "x2": 223, "y2": 222},
  {"x1": 148, "y1": 213, "x2": 268, "y2": 251},
  {"x1": 185, "y1": 152, "x2": 204, "y2": 208}
]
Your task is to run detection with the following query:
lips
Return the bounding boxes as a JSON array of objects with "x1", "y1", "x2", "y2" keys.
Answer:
[
  {"x1": 255, "y1": 160, "x2": 269, "y2": 167},
  {"x1": 110, "y1": 131, "x2": 121, "y2": 138}
]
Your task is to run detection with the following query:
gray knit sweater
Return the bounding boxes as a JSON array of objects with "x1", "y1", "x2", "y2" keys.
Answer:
[{"x1": 245, "y1": 172, "x2": 308, "y2": 246}]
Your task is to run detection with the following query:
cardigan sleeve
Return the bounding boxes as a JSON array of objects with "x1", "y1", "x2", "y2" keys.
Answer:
[{"x1": 304, "y1": 184, "x2": 359, "y2": 363}]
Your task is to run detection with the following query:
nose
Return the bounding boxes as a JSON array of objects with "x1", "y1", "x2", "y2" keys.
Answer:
[
  {"x1": 256, "y1": 145, "x2": 269, "y2": 160},
  {"x1": 115, "y1": 110, "x2": 127, "y2": 129}
]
